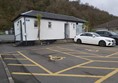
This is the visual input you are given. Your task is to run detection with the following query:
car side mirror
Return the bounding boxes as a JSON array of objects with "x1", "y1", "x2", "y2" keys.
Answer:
[{"x1": 92, "y1": 35, "x2": 96, "y2": 38}]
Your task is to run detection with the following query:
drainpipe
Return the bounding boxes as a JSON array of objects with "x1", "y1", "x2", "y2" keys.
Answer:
[{"x1": 24, "y1": 17, "x2": 27, "y2": 45}]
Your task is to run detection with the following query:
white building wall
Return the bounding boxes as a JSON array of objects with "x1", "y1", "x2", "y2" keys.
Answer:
[
  {"x1": 14, "y1": 17, "x2": 83, "y2": 41},
  {"x1": 76, "y1": 23, "x2": 83, "y2": 35},
  {"x1": 22, "y1": 17, "x2": 26, "y2": 41},
  {"x1": 14, "y1": 17, "x2": 39, "y2": 41},
  {"x1": 14, "y1": 18, "x2": 20, "y2": 41},
  {"x1": 14, "y1": 17, "x2": 23, "y2": 41},
  {"x1": 40, "y1": 19, "x2": 65, "y2": 40},
  {"x1": 40, "y1": 19, "x2": 78, "y2": 40},
  {"x1": 69, "y1": 22, "x2": 76, "y2": 38},
  {"x1": 25, "y1": 17, "x2": 39, "y2": 41}
]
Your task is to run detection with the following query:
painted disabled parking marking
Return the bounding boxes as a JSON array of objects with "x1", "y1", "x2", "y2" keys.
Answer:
[
  {"x1": 85, "y1": 49, "x2": 99, "y2": 52},
  {"x1": 14, "y1": 51, "x2": 103, "y2": 79},
  {"x1": 17, "y1": 51, "x2": 92, "y2": 73},
  {"x1": 2, "y1": 45, "x2": 118, "y2": 83},
  {"x1": 46, "y1": 48, "x2": 91, "y2": 61},
  {"x1": 18, "y1": 49, "x2": 118, "y2": 81},
  {"x1": 49, "y1": 55, "x2": 65, "y2": 61},
  {"x1": 46, "y1": 46, "x2": 118, "y2": 82},
  {"x1": 17, "y1": 51, "x2": 53, "y2": 74}
]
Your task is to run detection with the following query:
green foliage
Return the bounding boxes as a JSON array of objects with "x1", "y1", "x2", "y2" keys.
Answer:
[
  {"x1": 0, "y1": 0, "x2": 117, "y2": 31},
  {"x1": 0, "y1": 31, "x2": 5, "y2": 35},
  {"x1": 36, "y1": 14, "x2": 42, "y2": 40},
  {"x1": 36, "y1": 14, "x2": 42, "y2": 27}
]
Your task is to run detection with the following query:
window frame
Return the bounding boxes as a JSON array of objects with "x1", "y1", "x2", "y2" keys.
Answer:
[
  {"x1": 48, "y1": 22, "x2": 52, "y2": 28},
  {"x1": 34, "y1": 20, "x2": 38, "y2": 27}
]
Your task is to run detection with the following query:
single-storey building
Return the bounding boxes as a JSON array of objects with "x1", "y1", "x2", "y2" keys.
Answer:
[
  {"x1": 13, "y1": 10, "x2": 86, "y2": 45},
  {"x1": 94, "y1": 19, "x2": 118, "y2": 33}
]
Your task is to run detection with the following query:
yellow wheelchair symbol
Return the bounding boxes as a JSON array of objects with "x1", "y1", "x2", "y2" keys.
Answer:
[{"x1": 49, "y1": 55, "x2": 65, "y2": 61}]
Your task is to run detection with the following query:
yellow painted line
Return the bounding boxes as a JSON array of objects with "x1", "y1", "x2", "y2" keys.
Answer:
[
  {"x1": 12, "y1": 72, "x2": 32, "y2": 75},
  {"x1": 82, "y1": 56, "x2": 118, "y2": 59},
  {"x1": 7, "y1": 64, "x2": 36, "y2": 66},
  {"x1": 17, "y1": 51, "x2": 53, "y2": 74},
  {"x1": 47, "y1": 48, "x2": 91, "y2": 61},
  {"x1": 12, "y1": 72, "x2": 103, "y2": 78},
  {"x1": 54, "y1": 61, "x2": 93, "y2": 74},
  {"x1": 95, "y1": 69, "x2": 118, "y2": 83},
  {"x1": 49, "y1": 74, "x2": 103, "y2": 78},
  {"x1": 106, "y1": 52, "x2": 118, "y2": 57},
  {"x1": 4, "y1": 58, "x2": 27, "y2": 60},
  {"x1": 94, "y1": 60, "x2": 118, "y2": 63},
  {"x1": 56, "y1": 46, "x2": 102, "y2": 57},
  {"x1": 79, "y1": 66, "x2": 116, "y2": 70}
]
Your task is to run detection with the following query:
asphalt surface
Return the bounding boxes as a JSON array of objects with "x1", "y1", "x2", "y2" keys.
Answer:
[
  {"x1": 0, "y1": 43, "x2": 118, "y2": 83},
  {"x1": 0, "y1": 57, "x2": 9, "y2": 83}
]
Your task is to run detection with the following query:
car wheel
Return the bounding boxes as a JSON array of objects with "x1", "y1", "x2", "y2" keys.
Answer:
[
  {"x1": 114, "y1": 38, "x2": 118, "y2": 45},
  {"x1": 77, "y1": 39, "x2": 82, "y2": 44},
  {"x1": 99, "y1": 41, "x2": 106, "y2": 47}
]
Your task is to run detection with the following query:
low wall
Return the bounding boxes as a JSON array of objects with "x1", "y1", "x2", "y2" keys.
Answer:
[{"x1": 0, "y1": 35, "x2": 14, "y2": 42}]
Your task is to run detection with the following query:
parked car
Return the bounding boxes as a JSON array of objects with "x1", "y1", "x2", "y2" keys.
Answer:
[
  {"x1": 74, "y1": 32, "x2": 116, "y2": 46},
  {"x1": 96, "y1": 31, "x2": 118, "y2": 45}
]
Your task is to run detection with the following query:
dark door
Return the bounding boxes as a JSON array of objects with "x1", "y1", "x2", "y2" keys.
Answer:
[
  {"x1": 64, "y1": 23, "x2": 69, "y2": 39},
  {"x1": 20, "y1": 20, "x2": 23, "y2": 41}
]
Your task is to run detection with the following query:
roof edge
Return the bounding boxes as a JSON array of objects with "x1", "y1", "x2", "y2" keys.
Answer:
[{"x1": 13, "y1": 10, "x2": 86, "y2": 23}]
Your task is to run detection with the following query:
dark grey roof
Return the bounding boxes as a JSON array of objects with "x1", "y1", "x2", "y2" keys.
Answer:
[
  {"x1": 95, "y1": 19, "x2": 118, "y2": 29},
  {"x1": 20, "y1": 10, "x2": 86, "y2": 23}
]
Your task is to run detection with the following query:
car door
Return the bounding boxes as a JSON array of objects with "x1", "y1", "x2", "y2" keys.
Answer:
[
  {"x1": 80, "y1": 33, "x2": 95, "y2": 44},
  {"x1": 85, "y1": 33, "x2": 98, "y2": 44},
  {"x1": 90, "y1": 34, "x2": 100, "y2": 44},
  {"x1": 79, "y1": 33, "x2": 88, "y2": 43},
  {"x1": 83, "y1": 33, "x2": 99, "y2": 45}
]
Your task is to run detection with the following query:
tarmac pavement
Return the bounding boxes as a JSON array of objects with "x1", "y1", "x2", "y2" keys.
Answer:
[{"x1": 0, "y1": 43, "x2": 118, "y2": 83}]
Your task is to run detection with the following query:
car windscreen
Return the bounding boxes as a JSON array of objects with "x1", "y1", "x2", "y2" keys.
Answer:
[
  {"x1": 110, "y1": 31, "x2": 118, "y2": 35},
  {"x1": 93, "y1": 33, "x2": 101, "y2": 37}
]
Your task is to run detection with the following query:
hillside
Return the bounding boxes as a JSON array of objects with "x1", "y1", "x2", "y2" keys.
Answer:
[{"x1": 0, "y1": 0, "x2": 117, "y2": 31}]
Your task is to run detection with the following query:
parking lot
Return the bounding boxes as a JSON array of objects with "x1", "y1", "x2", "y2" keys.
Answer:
[{"x1": 0, "y1": 43, "x2": 118, "y2": 83}]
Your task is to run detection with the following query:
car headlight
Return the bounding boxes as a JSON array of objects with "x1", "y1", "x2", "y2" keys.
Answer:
[{"x1": 105, "y1": 39, "x2": 112, "y2": 42}]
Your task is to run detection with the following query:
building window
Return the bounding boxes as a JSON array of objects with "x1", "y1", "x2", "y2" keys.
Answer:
[
  {"x1": 73, "y1": 24, "x2": 76, "y2": 29},
  {"x1": 34, "y1": 20, "x2": 38, "y2": 27},
  {"x1": 48, "y1": 22, "x2": 52, "y2": 28},
  {"x1": 25, "y1": 18, "x2": 30, "y2": 21},
  {"x1": 17, "y1": 21, "x2": 19, "y2": 26}
]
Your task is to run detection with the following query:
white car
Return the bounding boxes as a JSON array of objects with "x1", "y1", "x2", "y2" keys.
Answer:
[{"x1": 74, "y1": 32, "x2": 116, "y2": 46}]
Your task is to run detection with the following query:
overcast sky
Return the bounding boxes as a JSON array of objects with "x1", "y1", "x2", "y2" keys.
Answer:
[{"x1": 70, "y1": 0, "x2": 118, "y2": 16}]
